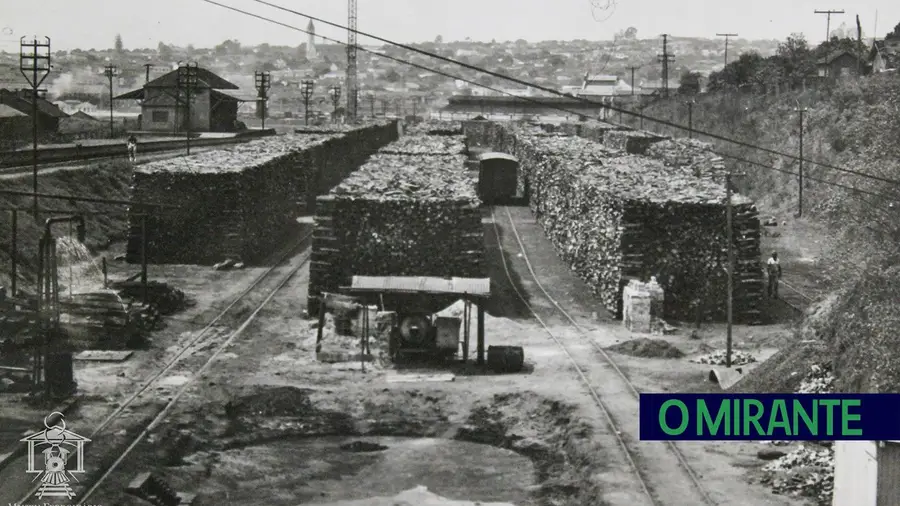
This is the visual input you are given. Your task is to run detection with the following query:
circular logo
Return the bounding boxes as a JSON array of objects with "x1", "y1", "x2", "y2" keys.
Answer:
[{"x1": 46, "y1": 456, "x2": 65, "y2": 472}]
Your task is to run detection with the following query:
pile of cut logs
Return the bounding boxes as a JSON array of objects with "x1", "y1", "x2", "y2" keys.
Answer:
[
  {"x1": 125, "y1": 121, "x2": 398, "y2": 265},
  {"x1": 464, "y1": 121, "x2": 763, "y2": 322},
  {"x1": 308, "y1": 145, "x2": 483, "y2": 313},
  {"x1": 377, "y1": 135, "x2": 467, "y2": 156},
  {"x1": 404, "y1": 120, "x2": 463, "y2": 136}
]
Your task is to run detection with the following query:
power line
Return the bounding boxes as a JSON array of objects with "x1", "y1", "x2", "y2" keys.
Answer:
[
  {"x1": 198, "y1": 0, "x2": 900, "y2": 205},
  {"x1": 246, "y1": 0, "x2": 900, "y2": 189},
  {"x1": 815, "y1": 9, "x2": 845, "y2": 42},
  {"x1": 657, "y1": 34, "x2": 675, "y2": 97},
  {"x1": 715, "y1": 33, "x2": 738, "y2": 66}
]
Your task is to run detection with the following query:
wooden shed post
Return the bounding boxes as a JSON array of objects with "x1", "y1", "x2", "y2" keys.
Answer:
[{"x1": 477, "y1": 303, "x2": 485, "y2": 365}]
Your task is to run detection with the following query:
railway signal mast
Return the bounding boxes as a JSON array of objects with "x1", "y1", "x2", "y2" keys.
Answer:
[
  {"x1": 254, "y1": 70, "x2": 272, "y2": 129},
  {"x1": 301, "y1": 80, "x2": 314, "y2": 125},
  {"x1": 346, "y1": 0, "x2": 359, "y2": 122},
  {"x1": 19, "y1": 36, "x2": 51, "y2": 218}
]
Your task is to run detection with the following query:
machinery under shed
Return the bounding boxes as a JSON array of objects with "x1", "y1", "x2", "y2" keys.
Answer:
[{"x1": 341, "y1": 275, "x2": 495, "y2": 365}]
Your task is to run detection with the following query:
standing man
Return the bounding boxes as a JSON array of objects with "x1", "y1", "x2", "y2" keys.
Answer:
[
  {"x1": 767, "y1": 252, "x2": 782, "y2": 299},
  {"x1": 126, "y1": 135, "x2": 138, "y2": 163}
]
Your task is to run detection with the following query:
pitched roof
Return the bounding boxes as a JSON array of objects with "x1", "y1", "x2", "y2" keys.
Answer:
[
  {"x1": 0, "y1": 103, "x2": 26, "y2": 118},
  {"x1": 144, "y1": 67, "x2": 239, "y2": 90},
  {"x1": 816, "y1": 50, "x2": 861, "y2": 65},
  {"x1": 871, "y1": 39, "x2": 900, "y2": 68},
  {"x1": 0, "y1": 89, "x2": 69, "y2": 118}
]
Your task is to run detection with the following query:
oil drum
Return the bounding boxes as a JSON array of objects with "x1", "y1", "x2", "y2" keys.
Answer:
[
  {"x1": 45, "y1": 352, "x2": 76, "y2": 398},
  {"x1": 487, "y1": 345, "x2": 524, "y2": 373}
]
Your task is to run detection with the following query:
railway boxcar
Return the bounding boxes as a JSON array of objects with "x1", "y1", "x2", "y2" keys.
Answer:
[{"x1": 477, "y1": 152, "x2": 519, "y2": 205}]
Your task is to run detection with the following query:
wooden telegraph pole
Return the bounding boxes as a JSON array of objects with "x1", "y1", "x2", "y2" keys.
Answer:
[
  {"x1": 794, "y1": 103, "x2": 807, "y2": 217},
  {"x1": 19, "y1": 36, "x2": 51, "y2": 218},
  {"x1": 724, "y1": 170, "x2": 746, "y2": 368}
]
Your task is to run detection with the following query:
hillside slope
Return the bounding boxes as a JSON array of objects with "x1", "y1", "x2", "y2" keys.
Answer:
[
  {"x1": 0, "y1": 160, "x2": 133, "y2": 292},
  {"x1": 629, "y1": 75, "x2": 900, "y2": 392}
]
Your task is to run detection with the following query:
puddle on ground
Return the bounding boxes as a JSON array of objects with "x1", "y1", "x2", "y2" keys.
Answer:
[{"x1": 187, "y1": 436, "x2": 537, "y2": 505}]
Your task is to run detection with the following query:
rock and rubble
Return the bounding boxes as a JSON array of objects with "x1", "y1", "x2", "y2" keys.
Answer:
[{"x1": 690, "y1": 349, "x2": 757, "y2": 366}]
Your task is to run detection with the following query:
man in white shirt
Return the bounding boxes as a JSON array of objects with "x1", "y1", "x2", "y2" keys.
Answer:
[{"x1": 767, "y1": 252, "x2": 782, "y2": 299}]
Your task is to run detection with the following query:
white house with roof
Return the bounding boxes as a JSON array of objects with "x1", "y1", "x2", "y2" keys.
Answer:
[{"x1": 577, "y1": 74, "x2": 634, "y2": 97}]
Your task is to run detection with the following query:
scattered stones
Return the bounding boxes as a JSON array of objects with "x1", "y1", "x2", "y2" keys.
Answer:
[
  {"x1": 607, "y1": 338, "x2": 685, "y2": 358},
  {"x1": 797, "y1": 363, "x2": 834, "y2": 394},
  {"x1": 760, "y1": 444, "x2": 834, "y2": 505},
  {"x1": 691, "y1": 350, "x2": 757, "y2": 366}
]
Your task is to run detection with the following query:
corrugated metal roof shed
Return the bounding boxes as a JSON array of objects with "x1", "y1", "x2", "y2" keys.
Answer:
[
  {"x1": 348, "y1": 276, "x2": 490, "y2": 296},
  {"x1": 477, "y1": 152, "x2": 519, "y2": 163}
]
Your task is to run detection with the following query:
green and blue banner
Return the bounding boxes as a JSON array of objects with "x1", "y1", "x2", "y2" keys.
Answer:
[{"x1": 639, "y1": 393, "x2": 897, "y2": 440}]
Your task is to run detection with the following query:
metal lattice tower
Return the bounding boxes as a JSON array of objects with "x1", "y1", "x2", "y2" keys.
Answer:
[{"x1": 346, "y1": 0, "x2": 358, "y2": 122}]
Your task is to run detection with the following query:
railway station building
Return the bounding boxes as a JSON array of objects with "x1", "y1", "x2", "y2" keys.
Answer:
[{"x1": 114, "y1": 67, "x2": 250, "y2": 133}]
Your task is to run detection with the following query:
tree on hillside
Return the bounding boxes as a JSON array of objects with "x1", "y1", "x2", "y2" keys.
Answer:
[
  {"x1": 477, "y1": 75, "x2": 494, "y2": 88},
  {"x1": 434, "y1": 35, "x2": 443, "y2": 44},
  {"x1": 679, "y1": 71, "x2": 702, "y2": 94},
  {"x1": 885, "y1": 22, "x2": 900, "y2": 40},
  {"x1": 706, "y1": 51, "x2": 764, "y2": 92},
  {"x1": 775, "y1": 33, "x2": 815, "y2": 87},
  {"x1": 157, "y1": 42, "x2": 173, "y2": 61},
  {"x1": 114, "y1": 34, "x2": 123, "y2": 53},
  {"x1": 385, "y1": 69, "x2": 402, "y2": 82}
]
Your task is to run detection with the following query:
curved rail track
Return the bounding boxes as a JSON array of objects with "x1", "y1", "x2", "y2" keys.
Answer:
[
  {"x1": 11, "y1": 229, "x2": 315, "y2": 505},
  {"x1": 490, "y1": 205, "x2": 716, "y2": 506}
]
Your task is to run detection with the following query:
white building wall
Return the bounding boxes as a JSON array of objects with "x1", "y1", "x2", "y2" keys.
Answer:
[{"x1": 833, "y1": 441, "x2": 878, "y2": 506}]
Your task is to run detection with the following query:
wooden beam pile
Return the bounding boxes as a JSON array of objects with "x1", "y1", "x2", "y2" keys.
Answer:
[
  {"x1": 377, "y1": 135, "x2": 467, "y2": 156},
  {"x1": 602, "y1": 130, "x2": 668, "y2": 154},
  {"x1": 308, "y1": 147, "x2": 482, "y2": 314},
  {"x1": 464, "y1": 121, "x2": 763, "y2": 323},
  {"x1": 404, "y1": 120, "x2": 463, "y2": 136},
  {"x1": 125, "y1": 120, "x2": 398, "y2": 265}
]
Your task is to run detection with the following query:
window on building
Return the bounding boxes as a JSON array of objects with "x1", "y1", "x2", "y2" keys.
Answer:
[{"x1": 151, "y1": 110, "x2": 169, "y2": 123}]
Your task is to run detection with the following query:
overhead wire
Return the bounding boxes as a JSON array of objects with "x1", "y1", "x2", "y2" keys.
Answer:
[
  {"x1": 248, "y1": 0, "x2": 900, "y2": 189},
  {"x1": 198, "y1": 0, "x2": 897, "y2": 207}
]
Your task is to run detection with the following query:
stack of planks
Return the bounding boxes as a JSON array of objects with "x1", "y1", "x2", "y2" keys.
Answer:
[
  {"x1": 464, "y1": 120, "x2": 763, "y2": 323},
  {"x1": 125, "y1": 121, "x2": 398, "y2": 265},
  {"x1": 308, "y1": 140, "x2": 482, "y2": 314}
]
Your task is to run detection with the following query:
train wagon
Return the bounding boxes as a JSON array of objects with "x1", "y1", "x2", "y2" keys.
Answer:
[{"x1": 476, "y1": 152, "x2": 520, "y2": 205}]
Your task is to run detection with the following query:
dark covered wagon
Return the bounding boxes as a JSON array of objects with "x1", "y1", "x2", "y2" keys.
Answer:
[{"x1": 476, "y1": 152, "x2": 519, "y2": 205}]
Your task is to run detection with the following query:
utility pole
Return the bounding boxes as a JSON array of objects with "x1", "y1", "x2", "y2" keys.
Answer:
[
  {"x1": 346, "y1": 0, "x2": 358, "y2": 122},
  {"x1": 628, "y1": 65, "x2": 639, "y2": 95},
  {"x1": 716, "y1": 33, "x2": 738, "y2": 66},
  {"x1": 143, "y1": 63, "x2": 153, "y2": 83},
  {"x1": 20, "y1": 36, "x2": 51, "y2": 219},
  {"x1": 815, "y1": 9, "x2": 845, "y2": 78},
  {"x1": 300, "y1": 79, "x2": 314, "y2": 125},
  {"x1": 794, "y1": 104, "x2": 807, "y2": 217},
  {"x1": 104, "y1": 64, "x2": 118, "y2": 138},
  {"x1": 685, "y1": 100, "x2": 695, "y2": 138},
  {"x1": 658, "y1": 34, "x2": 675, "y2": 98},
  {"x1": 330, "y1": 85, "x2": 341, "y2": 121},
  {"x1": 815, "y1": 9, "x2": 844, "y2": 42},
  {"x1": 254, "y1": 70, "x2": 271, "y2": 129},
  {"x1": 368, "y1": 93, "x2": 375, "y2": 117},
  {"x1": 176, "y1": 62, "x2": 199, "y2": 155}
]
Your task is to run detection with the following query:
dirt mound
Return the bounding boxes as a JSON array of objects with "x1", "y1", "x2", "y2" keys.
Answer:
[
  {"x1": 112, "y1": 280, "x2": 189, "y2": 315},
  {"x1": 225, "y1": 386, "x2": 313, "y2": 417},
  {"x1": 606, "y1": 338, "x2": 684, "y2": 358},
  {"x1": 728, "y1": 341, "x2": 828, "y2": 393}
]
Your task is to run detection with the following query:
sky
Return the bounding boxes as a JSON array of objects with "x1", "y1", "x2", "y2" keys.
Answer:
[{"x1": 0, "y1": 0, "x2": 899, "y2": 52}]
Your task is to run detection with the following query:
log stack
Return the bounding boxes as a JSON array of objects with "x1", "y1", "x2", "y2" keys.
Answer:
[
  {"x1": 602, "y1": 130, "x2": 668, "y2": 155},
  {"x1": 464, "y1": 121, "x2": 763, "y2": 323},
  {"x1": 308, "y1": 147, "x2": 482, "y2": 314},
  {"x1": 404, "y1": 120, "x2": 463, "y2": 136},
  {"x1": 645, "y1": 138, "x2": 730, "y2": 179},
  {"x1": 125, "y1": 120, "x2": 398, "y2": 265},
  {"x1": 377, "y1": 135, "x2": 467, "y2": 156}
]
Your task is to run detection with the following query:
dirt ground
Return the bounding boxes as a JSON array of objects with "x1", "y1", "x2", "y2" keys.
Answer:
[{"x1": 0, "y1": 204, "x2": 825, "y2": 506}]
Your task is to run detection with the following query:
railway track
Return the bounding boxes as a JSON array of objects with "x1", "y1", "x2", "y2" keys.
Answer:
[
  {"x1": 8, "y1": 229, "x2": 315, "y2": 505},
  {"x1": 490, "y1": 205, "x2": 717, "y2": 506}
]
